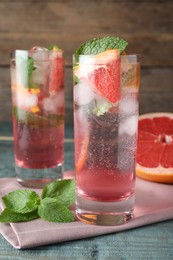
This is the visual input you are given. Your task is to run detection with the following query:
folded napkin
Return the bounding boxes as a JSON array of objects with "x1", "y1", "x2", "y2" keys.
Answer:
[{"x1": 0, "y1": 170, "x2": 173, "y2": 249}]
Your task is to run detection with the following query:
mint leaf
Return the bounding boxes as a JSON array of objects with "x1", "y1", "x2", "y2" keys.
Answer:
[
  {"x1": 28, "y1": 57, "x2": 36, "y2": 79},
  {"x1": 73, "y1": 63, "x2": 79, "y2": 84},
  {"x1": 93, "y1": 101, "x2": 113, "y2": 116},
  {"x1": 41, "y1": 179, "x2": 75, "y2": 207},
  {"x1": 47, "y1": 44, "x2": 61, "y2": 50},
  {"x1": 27, "y1": 57, "x2": 39, "y2": 89},
  {"x1": 38, "y1": 198, "x2": 74, "y2": 222},
  {"x1": 76, "y1": 36, "x2": 128, "y2": 55},
  {"x1": 0, "y1": 208, "x2": 39, "y2": 223},
  {"x1": 2, "y1": 190, "x2": 40, "y2": 214},
  {"x1": 73, "y1": 73, "x2": 79, "y2": 84}
]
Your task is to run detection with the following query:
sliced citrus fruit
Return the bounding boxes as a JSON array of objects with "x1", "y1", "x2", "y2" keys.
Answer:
[
  {"x1": 49, "y1": 56, "x2": 64, "y2": 93},
  {"x1": 75, "y1": 130, "x2": 90, "y2": 173},
  {"x1": 74, "y1": 49, "x2": 121, "y2": 104},
  {"x1": 136, "y1": 112, "x2": 173, "y2": 184}
]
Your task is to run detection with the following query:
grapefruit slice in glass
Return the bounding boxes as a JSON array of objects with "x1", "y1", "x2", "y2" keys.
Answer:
[
  {"x1": 49, "y1": 56, "x2": 64, "y2": 93},
  {"x1": 74, "y1": 49, "x2": 121, "y2": 104},
  {"x1": 136, "y1": 112, "x2": 173, "y2": 183},
  {"x1": 75, "y1": 130, "x2": 90, "y2": 173}
]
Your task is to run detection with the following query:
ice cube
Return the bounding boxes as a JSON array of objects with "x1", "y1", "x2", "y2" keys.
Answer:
[
  {"x1": 16, "y1": 92, "x2": 38, "y2": 108},
  {"x1": 119, "y1": 115, "x2": 138, "y2": 136},
  {"x1": 16, "y1": 51, "x2": 28, "y2": 88},
  {"x1": 119, "y1": 95, "x2": 138, "y2": 116},
  {"x1": 43, "y1": 90, "x2": 64, "y2": 113},
  {"x1": 75, "y1": 106, "x2": 90, "y2": 131},
  {"x1": 29, "y1": 47, "x2": 49, "y2": 61},
  {"x1": 43, "y1": 96, "x2": 56, "y2": 113},
  {"x1": 30, "y1": 60, "x2": 49, "y2": 86},
  {"x1": 74, "y1": 81, "x2": 95, "y2": 106}
]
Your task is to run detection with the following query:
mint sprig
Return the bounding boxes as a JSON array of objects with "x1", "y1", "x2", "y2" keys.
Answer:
[
  {"x1": 75, "y1": 36, "x2": 128, "y2": 55},
  {"x1": 0, "y1": 179, "x2": 75, "y2": 223}
]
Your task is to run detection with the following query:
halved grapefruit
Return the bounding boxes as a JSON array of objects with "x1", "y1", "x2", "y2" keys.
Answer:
[
  {"x1": 136, "y1": 112, "x2": 173, "y2": 184},
  {"x1": 74, "y1": 49, "x2": 121, "y2": 104}
]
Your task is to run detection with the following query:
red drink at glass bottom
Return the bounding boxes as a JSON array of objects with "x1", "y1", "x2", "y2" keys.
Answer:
[
  {"x1": 13, "y1": 114, "x2": 64, "y2": 169},
  {"x1": 75, "y1": 104, "x2": 136, "y2": 202}
]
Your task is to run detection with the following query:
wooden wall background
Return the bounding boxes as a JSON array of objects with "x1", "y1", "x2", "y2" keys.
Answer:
[{"x1": 0, "y1": 0, "x2": 172, "y2": 124}]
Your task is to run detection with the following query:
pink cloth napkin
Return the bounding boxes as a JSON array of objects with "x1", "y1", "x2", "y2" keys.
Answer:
[{"x1": 0, "y1": 170, "x2": 173, "y2": 249}]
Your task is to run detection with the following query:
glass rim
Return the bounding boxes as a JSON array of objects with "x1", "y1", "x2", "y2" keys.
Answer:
[
  {"x1": 10, "y1": 49, "x2": 64, "y2": 59},
  {"x1": 73, "y1": 53, "x2": 140, "y2": 57},
  {"x1": 73, "y1": 53, "x2": 140, "y2": 63}
]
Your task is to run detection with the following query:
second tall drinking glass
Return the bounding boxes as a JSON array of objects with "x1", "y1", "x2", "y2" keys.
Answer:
[
  {"x1": 10, "y1": 48, "x2": 65, "y2": 188},
  {"x1": 73, "y1": 51, "x2": 140, "y2": 225}
]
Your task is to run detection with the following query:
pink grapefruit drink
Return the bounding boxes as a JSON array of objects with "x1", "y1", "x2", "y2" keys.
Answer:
[
  {"x1": 13, "y1": 110, "x2": 64, "y2": 169},
  {"x1": 10, "y1": 47, "x2": 64, "y2": 188},
  {"x1": 73, "y1": 37, "x2": 140, "y2": 225}
]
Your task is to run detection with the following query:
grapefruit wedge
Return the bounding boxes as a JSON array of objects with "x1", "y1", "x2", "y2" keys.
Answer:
[
  {"x1": 75, "y1": 130, "x2": 90, "y2": 173},
  {"x1": 136, "y1": 112, "x2": 173, "y2": 184},
  {"x1": 74, "y1": 49, "x2": 121, "y2": 104},
  {"x1": 49, "y1": 56, "x2": 64, "y2": 93}
]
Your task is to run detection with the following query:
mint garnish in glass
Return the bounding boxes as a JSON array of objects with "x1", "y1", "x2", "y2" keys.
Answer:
[{"x1": 75, "y1": 36, "x2": 128, "y2": 55}]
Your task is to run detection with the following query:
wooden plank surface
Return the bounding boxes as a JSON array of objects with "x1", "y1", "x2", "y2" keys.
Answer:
[
  {"x1": 0, "y1": 67, "x2": 173, "y2": 123},
  {"x1": 0, "y1": 0, "x2": 172, "y2": 66}
]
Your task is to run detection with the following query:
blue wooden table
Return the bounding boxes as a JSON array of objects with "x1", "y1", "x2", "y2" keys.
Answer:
[{"x1": 0, "y1": 123, "x2": 173, "y2": 260}]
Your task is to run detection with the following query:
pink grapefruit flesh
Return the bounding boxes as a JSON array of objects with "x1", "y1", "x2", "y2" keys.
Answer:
[{"x1": 136, "y1": 112, "x2": 173, "y2": 184}]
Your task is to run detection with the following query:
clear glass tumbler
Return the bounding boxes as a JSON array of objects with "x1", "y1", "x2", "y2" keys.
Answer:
[
  {"x1": 10, "y1": 49, "x2": 65, "y2": 188},
  {"x1": 73, "y1": 51, "x2": 140, "y2": 225}
]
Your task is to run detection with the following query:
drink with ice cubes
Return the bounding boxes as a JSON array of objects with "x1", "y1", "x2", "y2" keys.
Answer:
[
  {"x1": 73, "y1": 50, "x2": 140, "y2": 225},
  {"x1": 10, "y1": 47, "x2": 64, "y2": 188}
]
